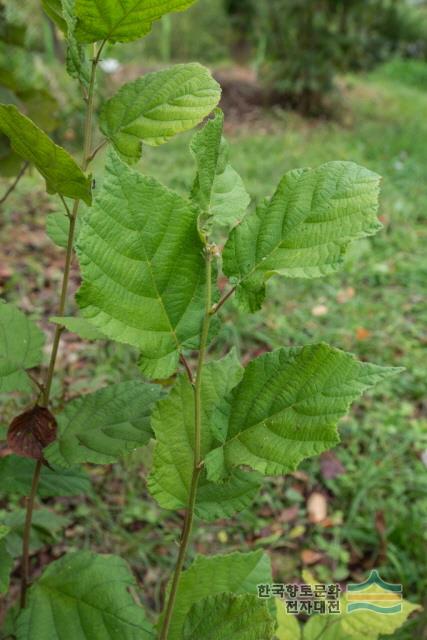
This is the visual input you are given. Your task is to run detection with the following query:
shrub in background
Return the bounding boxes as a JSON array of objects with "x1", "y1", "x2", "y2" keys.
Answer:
[{"x1": 226, "y1": 0, "x2": 427, "y2": 114}]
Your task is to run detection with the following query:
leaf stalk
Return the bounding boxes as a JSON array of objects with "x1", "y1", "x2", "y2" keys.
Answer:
[
  {"x1": 210, "y1": 285, "x2": 236, "y2": 315},
  {"x1": 0, "y1": 161, "x2": 29, "y2": 206}
]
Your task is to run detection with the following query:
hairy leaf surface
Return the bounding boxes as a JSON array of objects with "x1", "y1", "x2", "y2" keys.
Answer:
[
  {"x1": 50, "y1": 316, "x2": 107, "y2": 341},
  {"x1": 148, "y1": 352, "x2": 262, "y2": 520},
  {"x1": 183, "y1": 594, "x2": 275, "y2": 640},
  {"x1": 99, "y1": 64, "x2": 221, "y2": 163},
  {"x1": 75, "y1": 0, "x2": 197, "y2": 43},
  {"x1": 205, "y1": 344, "x2": 399, "y2": 480},
  {"x1": 0, "y1": 455, "x2": 91, "y2": 497},
  {"x1": 191, "y1": 108, "x2": 250, "y2": 231},
  {"x1": 223, "y1": 161, "x2": 381, "y2": 311},
  {"x1": 0, "y1": 302, "x2": 44, "y2": 393},
  {"x1": 16, "y1": 552, "x2": 155, "y2": 639},
  {"x1": 77, "y1": 152, "x2": 208, "y2": 379},
  {"x1": 160, "y1": 550, "x2": 272, "y2": 640},
  {"x1": 45, "y1": 381, "x2": 162, "y2": 467},
  {"x1": 0, "y1": 105, "x2": 91, "y2": 203}
]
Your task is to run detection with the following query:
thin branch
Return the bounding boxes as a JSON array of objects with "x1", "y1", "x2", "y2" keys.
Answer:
[
  {"x1": 86, "y1": 139, "x2": 108, "y2": 165},
  {"x1": 210, "y1": 286, "x2": 236, "y2": 315},
  {"x1": 0, "y1": 162, "x2": 29, "y2": 206},
  {"x1": 20, "y1": 459, "x2": 42, "y2": 608},
  {"x1": 179, "y1": 354, "x2": 194, "y2": 385}
]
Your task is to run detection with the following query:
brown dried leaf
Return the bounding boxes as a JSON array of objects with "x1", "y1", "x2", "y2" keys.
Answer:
[
  {"x1": 7, "y1": 405, "x2": 57, "y2": 461},
  {"x1": 301, "y1": 549, "x2": 324, "y2": 565},
  {"x1": 355, "y1": 327, "x2": 371, "y2": 341},
  {"x1": 320, "y1": 451, "x2": 346, "y2": 480},
  {"x1": 278, "y1": 506, "x2": 299, "y2": 524}
]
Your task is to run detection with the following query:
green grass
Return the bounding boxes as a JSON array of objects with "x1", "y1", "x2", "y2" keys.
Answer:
[{"x1": 1, "y1": 58, "x2": 426, "y2": 637}]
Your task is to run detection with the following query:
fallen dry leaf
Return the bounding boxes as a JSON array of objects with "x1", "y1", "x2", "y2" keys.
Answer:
[
  {"x1": 311, "y1": 304, "x2": 328, "y2": 317},
  {"x1": 307, "y1": 492, "x2": 328, "y2": 524},
  {"x1": 320, "y1": 451, "x2": 346, "y2": 479},
  {"x1": 336, "y1": 287, "x2": 355, "y2": 304},
  {"x1": 355, "y1": 327, "x2": 371, "y2": 341},
  {"x1": 301, "y1": 549, "x2": 324, "y2": 565},
  {"x1": 278, "y1": 506, "x2": 299, "y2": 524}
]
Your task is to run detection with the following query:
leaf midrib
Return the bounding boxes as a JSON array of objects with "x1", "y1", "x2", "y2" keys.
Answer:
[{"x1": 214, "y1": 366, "x2": 359, "y2": 462}]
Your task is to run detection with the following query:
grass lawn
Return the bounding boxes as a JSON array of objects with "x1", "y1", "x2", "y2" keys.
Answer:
[{"x1": 1, "y1": 58, "x2": 426, "y2": 637}]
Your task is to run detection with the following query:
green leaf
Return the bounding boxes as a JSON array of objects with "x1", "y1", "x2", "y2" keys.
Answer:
[
  {"x1": 0, "y1": 526, "x2": 10, "y2": 541},
  {"x1": 50, "y1": 316, "x2": 107, "y2": 341},
  {"x1": 183, "y1": 593, "x2": 275, "y2": 640},
  {"x1": 204, "y1": 344, "x2": 400, "y2": 481},
  {"x1": 160, "y1": 550, "x2": 272, "y2": 640},
  {"x1": 75, "y1": 0, "x2": 197, "y2": 43},
  {"x1": 0, "y1": 455, "x2": 92, "y2": 497},
  {"x1": 302, "y1": 594, "x2": 421, "y2": 640},
  {"x1": 62, "y1": 0, "x2": 91, "y2": 88},
  {"x1": 14, "y1": 89, "x2": 59, "y2": 133},
  {"x1": 0, "y1": 527, "x2": 12, "y2": 595},
  {"x1": 191, "y1": 108, "x2": 250, "y2": 232},
  {"x1": 99, "y1": 64, "x2": 221, "y2": 164},
  {"x1": 45, "y1": 381, "x2": 162, "y2": 467},
  {"x1": 2, "y1": 509, "x2": 70, "y2": 558},
  {"x1": 76, "y1": 152, "x2": 208, "y2": 379},
  {"x1": 46, "y1": 211, "x2": 81, "y2": 248},
  {"x1": 16, "y1": 551, "x2": 155, "y2": 639},
  {"x1": 0, "y1": 538, "x2": 13, "y2": 594},
  {"x1": 0, "y1": 301, "x2": 44, "y2": 393},
  {"x1": 0, "y1": 605, "x2": 18, "y2": 640},
  {"x1": 223, "y1": 161, "x2": 381, "y2": 312},
  {"x1": 148, "y1": 351, "x2": 263, "y2": 520},
  {"x1": 0, "y1": 104, "x2": 91, "y2": 204},
  {"x1": 41, "y1": 0, "x2": 67, "y2": 31},
  {"x1": 275, "y1": 599, "x2": 301, "y2": 639}
]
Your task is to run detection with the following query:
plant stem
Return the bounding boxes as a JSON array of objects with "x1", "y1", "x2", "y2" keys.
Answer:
[
  {"x1": 43, "y1": 40, "x2": 105, "y2": 405},
  {"x1": 19, "y1": 459, "x2": 42, "y2": 609},
  {"x1": 0, "y1": 161, "x2": 29, "y2": 205},
  {"x1": 19, "y1": 40, "x2": 106, "y2": 610},
  {"x1": 159, "y1": 250, "x2": 213, "y2": 640},
  {"x1": 42, "y1": 203, "x2": 78, "y2": 404}
]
